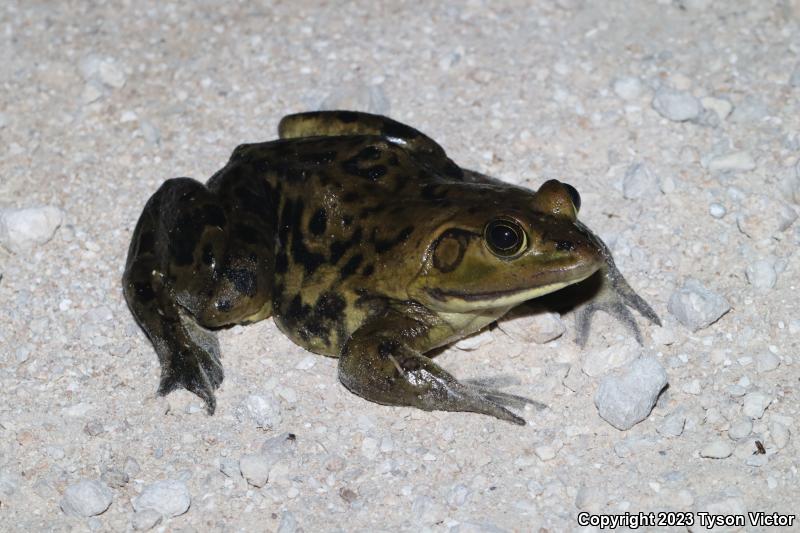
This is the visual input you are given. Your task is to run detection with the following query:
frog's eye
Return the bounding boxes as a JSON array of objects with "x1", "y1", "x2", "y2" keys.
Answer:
[
  {"x1": 563, "y1": 183, "x2": 581, "y2": 212},
  {"x1": 484, "y1": 219, "x2": 527, "y2": 257}
]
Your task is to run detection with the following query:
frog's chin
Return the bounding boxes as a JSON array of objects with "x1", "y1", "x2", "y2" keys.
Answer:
[{"x1": 421, "y1": 270, "x2": 596, "y2": 312}]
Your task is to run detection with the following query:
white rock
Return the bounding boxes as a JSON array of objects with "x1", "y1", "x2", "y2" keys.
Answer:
[
  {"x1": 594, "y1": 356, "x2": 668, "y2": 430},
  {"x1": 657, "y1": 410, "x2": 686, "y2": 437},
  {"x1": 769, "y1": 421, "x2": 790, "y2": 449},
  {"x1": 454, "y1": 328, "x2": 494, "y2": 351},
  {"x1": 727, "y1": 417, "x2": 752, "y2": 440},
  {"x1": 235, "y1": 394, "x2": 282, "y2": 429},
  {"x1": 700, "y1": 440, "x2": 733, "y2": 459},
  {"x1": 745, "y1": 260, "x2": 777, "y2": 289},
  {"x1": 0, "y1": 206, "x2": 63, "y2": 253},
  {"x1": 133, "y1": 480, "x2": 191, "y2": 517},
  {"x1": 708, "y1": 203, "x2": 726, "y2": 218},
  {"x1": 622, "y1": 162, "x2": 660, "y2": 199},
  {"x1": 447, "y1": 484, "x2": 470, "y2": 507},
  {"x1": 612, "y1": 76, "x2": 642, "y2": 100},
  {"x1": 98, "y1": 59, "x2": 126, "y2": 88},
  {"x1": 700, "y1": 96, "x2": 733, "y2": 120},
  {"x1": 755, "y1": 352, "x2": 780, "y2": 373},
  {"x1": 742, "y1": 392, "x2": 771, "y2": 419},
  {"x1": 498, "y1": 311, "x2": 565, "y2": 344},
  {"x1": 260, "y1": 432, "x2": 298, "y2": 457},
  {"x1": 131, "y1": 509, "x2": 163, "y2": 531},
  {"x1": 60, "y1": 480, "x2": 113, "y2": 517},
  {"x1": 668, "y1": 279, "x2": 730, "y2": 332},
  {"x1": 219, "y1": 458, "x2": 240, "y2": 478},
  {"x1": 736, "y1": 195, "x2": 798, "y2": 239},
  {"x1": 707, "y1": 151, "x2": 756, "y2": 172},
  {"x1": 652, "y1": 87, "x2": 701, "y2": 122},
  {"x1": 239, "y1": 454, "x2": 271, "y2": 488}
]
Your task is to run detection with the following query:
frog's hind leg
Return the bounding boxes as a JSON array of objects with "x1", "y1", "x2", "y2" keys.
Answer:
[{"x1": 123, "y1": 175, "x2": 274, "y2": 413}]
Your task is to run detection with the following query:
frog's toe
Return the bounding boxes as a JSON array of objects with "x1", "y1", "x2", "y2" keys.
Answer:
[
  {"x1": 576, "y1": 299, "x2": 642, "y2": 347},
  {"x1": 476, "y1": 388, "x2": 547, "y2": 412}
]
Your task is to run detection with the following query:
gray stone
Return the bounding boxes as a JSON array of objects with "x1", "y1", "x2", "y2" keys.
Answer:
[
  {"x1": 594, "y1": 356, "x2": 668, "y2": 430},
  {"x1": 235, "y1": 394, "x2": 282, "y2": 429},
  {"x1": 612, "y1": 76, "x2": 642, "y2": 100},
  {"x1": 707, "y1": 151, "x2": 756, "y2": 172},
  {"x1": 745, "y1": 260, "x2": 777, "y2": 289},
  {"x1": 667, "y1": 279, "x2": 731, "y2": 331},
  {"x1": 742, "y1": 392, "x2": 771, "y2": 419},
  {"x1": 498, "y1": 310, "x2": 565, "y2": 344},
  {"x1": 0, "y1": 206, "x2": 63, "y2": 253},
  {"x1": 622, "y1": 162, "x2": 660, "y2": 199},
  {"x1": 652, "y1": 87, "x2": 701, "y2": 122},
  {"x1": 239, "y1": 454, "x2": 271, "y2": 487},
  {"x1": 755, "y1": 352, "x2": 780, "y2": 373},
  {"x1": 131, "y1": 509, "x2": 163, "y2": 531},
  {"x1": 60, "y1": 480, "x2": 113, "y2": 517},
  {"x1": 133, "y1": 479, "x2": 190, "y2": 517}
]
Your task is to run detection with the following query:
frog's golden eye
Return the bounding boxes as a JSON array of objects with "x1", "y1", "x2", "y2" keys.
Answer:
[
  {"x1": 563, "y1": 182, "x2": 581, "y2": 212},
  {"x1": 484, "y1": 219, "x2": 527, "y2": 257}
]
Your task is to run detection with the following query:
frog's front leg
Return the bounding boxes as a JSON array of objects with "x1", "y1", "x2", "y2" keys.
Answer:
[
  {"x1": 123, "y1": 174, "x2": 273, "y2": 413},
  {"x1": 338, "y1": 310, "x2": 530, "y2": 425},
  {"x1": 574, "y1": 221, "x2": 661, "y2": 346}
]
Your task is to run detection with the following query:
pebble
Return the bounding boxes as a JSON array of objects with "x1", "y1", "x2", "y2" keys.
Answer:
[
  {"x1": 0, "y1": 206, "x2": 63, "y2": 253},
  {"x1": 582, "y1": 341, "x2": 640, "y2": 377},
  {"x1": 133, "y1": 480, "x2": 191, "y2": 517},
  {"x1": 699, "y1": 440, "x2": 733, "y2": 459},
  {"x1": 656, "y1": 410, "x2": 686, "y2": 437},
  {"x1": 667, "y1": 279, "x2": 731, "y2": 332},
  {"x1": 574, "y1": 485, "x2": 607, "y2": 513},
  {"x1": 736, "y1": 195, "x2": 798, "y2": 239},
  {"x1": 497, "y1": 311, "x2": 565, "y2": 344},
  {"x1": 755, "y1": 352, "x2": 780, "y2": 373},
  {"x1": 234, "y1": 394, "x2": 282, "y2": 429},
  {"x1": 219, "y1": 458, "x2": 240, "y2": 478},
  {"x1": 745, "y1": 259, "x2": 777, "y2": 289},
  {"x1": 139, "y1": 120, "x2": 161, "y2": 146},
  {"x1": 60, "y1": 479, "x2": 113, "y2": 517},
  {"x1": 454, "y1": 329, "x2": 494, "y2": 351},
  {"x1": 447, "y1": 484, "x2": 471, "y2": 507},
  {"x1": 700, "y1": 96, "x2": 733, "y2": 120},
  {"x1": 708, "y1": 203, "x2": 726, "y2": 218},
  {"x1": 651, "y1": 86, "x2": 701, "y2": 122},
  {"x1": 100, "y1": 466, "x2": 129, "y2": 488},
  {"x1": 742, "y1": 392, "x2": 771, "y2": 419},
  {"x1": 123, "y1": 456, "x2": 141, "y2": 478},
  {"x1": 707, "y1": 151, "x2": 756, "y2": 172},
  {"x1": 261, "y1": 432, "x2": 297, "y2": 456},
  {"x1": 729, "y1": 96, "x2": 769, "y2": 123},
  {"x1": 79, "y1": 55, "x2": 127, "y2": 89},
  {"x1": 239, "y1": 454, "x2": 271, "y2": 487},
  {"x1": 277, "y1": 510, "x2": 298, "y2": 533},
  {"x1": 612, "y1": 76, "x2": 642, "y2": 100},
  {"x1": 622, "y1": 162, "x2": 660, "y2": 199},
  {"x1": 769, "y1": 421, "x2": 790, "y2": 449},
  {"x1": 727, "y1": 417, "x2": 752, "y2": 440},
  {"x1": 533, "y1": 441, "x2": 561, "y2": 461},
  {"x1": 131, "y1": 509, "x2": 163, "y2": 531},
  {"x1": 594, "y1": 356, "x2": 668, "y2": 430}
]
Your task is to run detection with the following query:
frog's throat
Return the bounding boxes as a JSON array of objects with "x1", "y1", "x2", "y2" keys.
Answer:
[{"x1": 424, "y1": 270, "x2": 597, "y2": 312}]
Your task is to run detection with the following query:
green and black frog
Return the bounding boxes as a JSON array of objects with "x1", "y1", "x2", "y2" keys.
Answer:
[{"x1": 122, "y1": 111, "x2": 659, "y2": 425}]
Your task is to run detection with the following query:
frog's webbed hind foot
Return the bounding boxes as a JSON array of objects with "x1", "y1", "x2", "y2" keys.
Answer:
[
  {"x1": 155, "y1": 308, "x2": 224, "y2": 414},
  {"x1": 574, "y1": 223, "x2": 661, "y2": 347},
  {"x1": 462, "y1": 377, "x2": 547, "y2": 411},
  {"x1": 339, "y1": 314, "x2": 530, "y2": 425}
]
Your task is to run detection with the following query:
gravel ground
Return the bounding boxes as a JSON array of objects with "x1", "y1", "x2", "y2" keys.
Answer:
[{"x1": 1, "y1": 1, "x2": 799, "y2": 531}]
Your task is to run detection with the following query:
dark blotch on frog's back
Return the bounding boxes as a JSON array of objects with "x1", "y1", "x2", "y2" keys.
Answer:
[
  {"x1": 224, "y1": 267, "x2": 258, "y2": 297},
  {"x1": 372, "y1": 225, "x2": 414, "y2": 254},
  {"x1": 330, "y1": 227, "x2": 363, "y2": 264},
  {"x1": 287, "y1": 198, "x2": 326, "y2": 275},
  {"x1": 339, "y1": 253, "x2": 363, "y2": 281},
  {"x1": 309, "y1": 208, "x2": 327, "y2": 236},
  {"x1": 283, "y1": 291, "x2": 347, "y2": 347}
]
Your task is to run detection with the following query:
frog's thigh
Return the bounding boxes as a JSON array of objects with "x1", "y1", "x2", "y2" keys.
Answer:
[{"x1": 338, "y1": 312, "x2": 526, "y2": 425}]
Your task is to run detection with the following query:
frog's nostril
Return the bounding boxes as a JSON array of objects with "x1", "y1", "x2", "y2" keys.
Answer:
[{"x1": 555, "y1": 240, "x2": 575, "y2": 251}]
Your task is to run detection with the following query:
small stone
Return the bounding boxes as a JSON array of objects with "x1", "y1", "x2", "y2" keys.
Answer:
[
  {"x1": 745, "y1": 454, "x2": 768, "y2": 467},
  {"x1": 447, "y1": 484, "x2": 470, "y2": 507},
  {"x1": 700, "y1": 440, "x2": 733, "y2": 459},
  {"x1": 131, "y1": 509, "x2": 162, "y2": 531},
  {"x1": 98, "y1": 59, "x2": 126, "y2": 88},
  {"x1": 60, "y1": 480, "x2": 113, "y2": 517},
  {"x1": 575, "y1": 485, "x2": 607, "y2": 513},
  {"x1": 707, "y1": 151, "x2": 756, "y2": 172},
  {"x1": 736, "y1": 195, "x2": 798, "y2": 239},
  {"x1": 260, "y1": 432, "x2": 297, "y2": 457},
  {"x1": 133, "y1": 480, "x2": 191, "y2": 517},
  {"x1": 498, "y1": 310, "x2": 565, "y2": 344},
  {"x1": 651, "y1": 327, "x2": 676, "y2": 346},
  {"x1": 742, "y1": 392, "x2": 771, "y2": 419},
  {"x1": 594, "y1": 356, "x2": 668, "y2": 430},
  {"x1": 123, "y1": 456, "x2": 141, "y2": 477},
  {"x1": 700, "y1": 96, "x2": 733, "y2": 120},
  {"x1": 84, "y1": 420, "x2": 105, "y2": 436},
  {"x1": 454, "y1": 328, "x2": 494, "y2": 351},
  {"x1": 277, "y1": 510, "x2": 298, "y2": 533},
  {"x1": 612, "y1": 76, "x2": 642, "y2": 100},
  {"x1": 730, "y1": 96, "x2": 769, "y2": 123},
  {"x1": 139, "y1": 120, "x2": 161, "y2": 146},
  {"x1": 769, "y1": 421, "x2": 790, "y2": 449},
  {"x1": 533, "y1": 441, "x2": 561, "y2": 461},
  {"x1": 235, "y1": 394, "x2": 282, "y2": 429},
  {"x1": 622, "y1": 162, "x2": 660, "y2": 200},
  {"x1": 276, "y1": 386, "x2": 297, "y2": 403},
  {"x1": 0, "y1": 470, "x2": 19, "y2": 497},
  {"x1": 728, "y1": 417, "x2": 752, "y2": 440},
  {"x1": 239, "y1": 454, "x2": 271, "y2": 488},
  {"x1": 667, "y1": 279, "x2": 731, "y2": 332},
  {"x1": 745, "y1": 260, "x2": 777, "y2": 289},
  {"x1": 755, "y1": 352, "x2": 780, "y2": 373},
  {"x1": 652, "y1": 86, "x2": 701, "y2": 122},
  {"x1": 708, "y1": 203, "x2": 726, "y2": 218},
  {"x1": 101, "y1": 467, "x2": 129, "y2": 488},
  {"x1": 582, "y1": 341, "x2": 640, "y2": 377},
  {"x1": 0, "y1": 206, "x2": 63, "y2": 253},
  {"x1": 657, "y1": 410, "x2": 686, "y2": 437},
  {"x1": 219, "y1": 458, "x2": 240, "y2": 478},
  {"x1": 339, "y1": 486, "x2": 358, "y2": 503}
]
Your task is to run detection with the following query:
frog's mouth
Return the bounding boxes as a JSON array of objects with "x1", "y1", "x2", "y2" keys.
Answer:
[{"x1": 424, "y1": 268, "x2": 597, "y2": 311}]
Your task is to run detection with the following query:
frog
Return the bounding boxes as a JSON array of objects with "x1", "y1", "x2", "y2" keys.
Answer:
[{"x1": 122, "y1": 110, "x2": 660, "y2": 425}]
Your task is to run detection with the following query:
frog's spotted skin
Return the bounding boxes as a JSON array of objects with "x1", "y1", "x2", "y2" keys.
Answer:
[{"x1": 123, "y1": 110, "x2": 660, "y2": 424}]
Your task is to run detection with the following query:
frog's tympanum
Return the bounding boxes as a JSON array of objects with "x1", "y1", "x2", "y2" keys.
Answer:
[{"x1": 123, "y1": 111, "x2": 660, "y2": 425}]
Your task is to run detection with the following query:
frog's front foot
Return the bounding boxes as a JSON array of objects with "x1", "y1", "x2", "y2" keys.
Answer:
[
  {"x1": 339, "y1": 313, "x2": 533, "y2": 425},
  {"x1": 574, "y1": 223, "x2": 661, "y2": 346}
]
